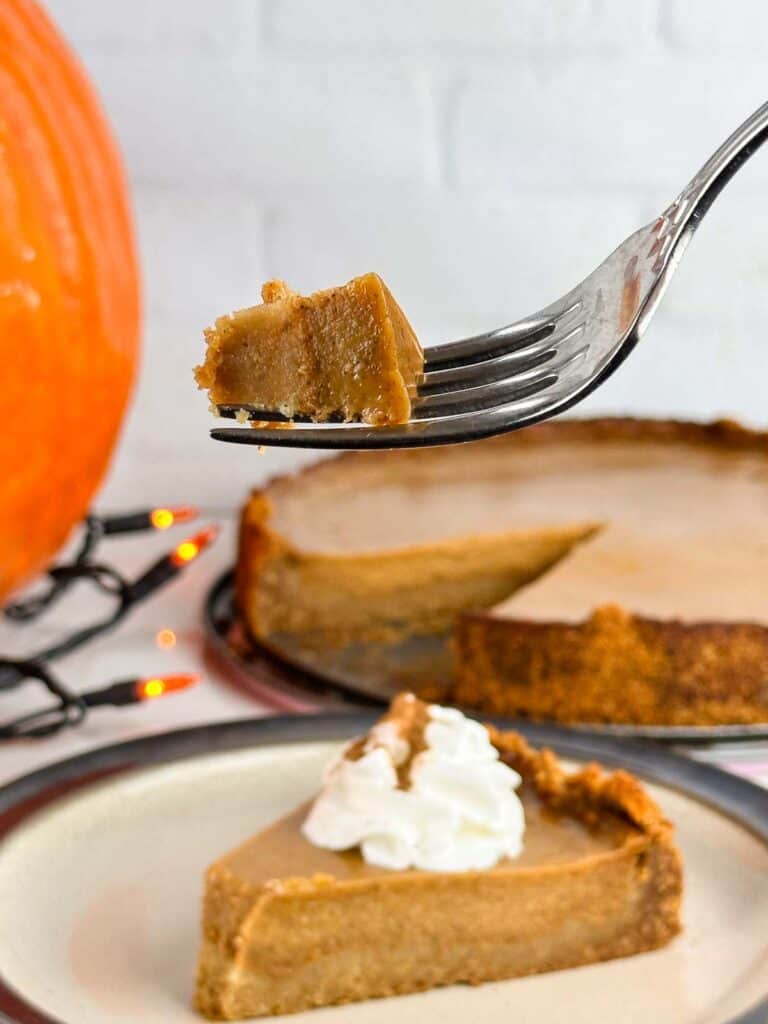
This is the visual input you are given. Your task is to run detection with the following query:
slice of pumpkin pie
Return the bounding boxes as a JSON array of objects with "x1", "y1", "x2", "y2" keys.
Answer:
[{"x1": 195, "y1": 694, "x2": 682, "y2": 1019}]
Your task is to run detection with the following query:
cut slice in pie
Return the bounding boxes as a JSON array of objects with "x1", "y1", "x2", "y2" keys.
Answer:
[
  {"x1": 234, "y1": 417, "x2": 768, "y2": 726},
  {"x1": 194, "y1": 274, "x2": 424, "y2": 426},
  {"x1": 195, "y1": 708, "x2": 682, "y2": 1019}
]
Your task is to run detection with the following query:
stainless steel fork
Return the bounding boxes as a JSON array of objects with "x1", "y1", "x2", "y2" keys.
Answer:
[{"x1": 212, "y1": 100, "x2": 768, "y2": 451}]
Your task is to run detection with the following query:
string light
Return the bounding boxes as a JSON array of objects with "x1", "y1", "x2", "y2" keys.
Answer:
[
  {"x1": 150, "y1": 505, "x2": 198, "y2": 531},
  {"x1": 0, "y1": 666, "x2": 201, "y2": 740},
  {"x1": 0, "y1": 503, "x2": 214, "y2": 740},
  {"x1": 173, "y1": 540, "x2": 199, "y2": 564},
  {"x1": 83, "y1": 673, "x2": 201, "y2": 707},
  {"x1": 4, "y1": 504, "x2": 202, "y2": 623},
  {"x1": 126, "y1": 524, "x2": 220, "y2": 603},
  {"x1": 1, "y1": 513, "x2": 219, "y2": 693},
  {"x1": 100, "y1": 505, "x2": 199, "y2": 535},
  {"x1": 134, "y1": 673, "x2": 198, "y2": 701},
  {"x1": 170, "y1": 526, "x2": 219, "y2": 568}
]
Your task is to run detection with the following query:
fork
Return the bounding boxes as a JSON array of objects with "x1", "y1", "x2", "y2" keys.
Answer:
[{"x1": 211, "y1": 100, "x2": 768, "y2": 451}]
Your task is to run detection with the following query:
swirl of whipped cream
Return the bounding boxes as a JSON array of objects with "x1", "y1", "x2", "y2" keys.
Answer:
[{"x1": 302, "y1": 700, "x2": 525, "y2": 871}]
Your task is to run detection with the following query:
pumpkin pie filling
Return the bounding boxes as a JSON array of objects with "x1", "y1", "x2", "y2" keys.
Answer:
[
  {"x1": 195, "y1": 696, "x2": 682, "y2": 1019},
  {"x1": 195, "y1": 274, "x2": 424, "y2": 426},
  {"x1": 235, "y1": 418, "x2": 768, "y2": 725}
]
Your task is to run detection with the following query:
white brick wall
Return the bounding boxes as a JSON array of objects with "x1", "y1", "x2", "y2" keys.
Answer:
[
  {"x1": 452, "y1": 59, "x2": 768, "y2": 191},
  {"x1": 661, "y1": 0, "x2": 768, "y2": 52},
  {"x1": 42, "y1": 0, "x2": 768, "y2": 510},
  {"x1": 86, "y1": 53, "x2": 427, "y2": 186},
  {"x1": 267, "y1": 0, "x2": 659, "y2": 51}
]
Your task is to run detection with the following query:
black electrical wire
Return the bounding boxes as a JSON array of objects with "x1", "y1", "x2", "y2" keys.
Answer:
[
  {"x1": 3, "y1": 516, "x2": 104, "y2": 622},
  {"x1": 3, "y1": 508, "x2": 186, "y2": 623},
  {"x1": 0, "y1": 512, "x2": 214, "y2": 730},
  {"x1": 0, "y1": 563, "x2": 132, "y2": 691},
  {"x1": 0, "y1": 658, "x2": 87, "y2": 739}
]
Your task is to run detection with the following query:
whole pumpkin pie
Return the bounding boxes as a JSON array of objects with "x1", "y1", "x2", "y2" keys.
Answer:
[
  {"x1": 235, "y1": 417, "x2": 768, "y2": 726},
  {"x1": 194, "y1": 274, "x2": 424, "y2": 426},
  {"x1": 195, "y1": 695, "x2": 682, "y2": 1019}
]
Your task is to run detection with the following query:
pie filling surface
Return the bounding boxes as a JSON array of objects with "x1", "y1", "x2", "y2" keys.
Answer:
[
  {"x1": 265, "y1": 427, "x2": 768, "y2": 625},
  {"x1": 216, "y1": 790, "x2": 632, "y2": 886}
]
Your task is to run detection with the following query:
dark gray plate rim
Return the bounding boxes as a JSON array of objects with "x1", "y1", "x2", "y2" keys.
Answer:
[
  {"x1": 0, "y1": 713, "x2": 767, "y2": 1024},
  {"x1": 205, "y1": 569, "x2": 768, "y2": 743}
]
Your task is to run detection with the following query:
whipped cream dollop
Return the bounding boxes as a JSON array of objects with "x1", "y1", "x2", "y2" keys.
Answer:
[{"x1": 302, "y1": 697, "x2": 525, "y2": 872}]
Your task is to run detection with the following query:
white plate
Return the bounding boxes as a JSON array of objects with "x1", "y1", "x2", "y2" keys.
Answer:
[{"x1": 0, "y1": 716, "x2": 767, "y2": 1023}]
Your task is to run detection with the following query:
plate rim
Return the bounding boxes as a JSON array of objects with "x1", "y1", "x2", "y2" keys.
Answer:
[
  {"x1": 1, "y1": 713, "x2": 767, "y2": 1024},
  {"x1": 205, "y1": 568, "x2": 768, "y2": 743}
]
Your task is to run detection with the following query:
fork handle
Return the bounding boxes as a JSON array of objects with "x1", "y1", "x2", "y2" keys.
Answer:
[{"x1": 664, "y1": 100, "x2": 768, "y2": 230}]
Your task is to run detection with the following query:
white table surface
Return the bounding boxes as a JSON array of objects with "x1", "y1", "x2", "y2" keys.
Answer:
[{"x1": 1, "y1": 512, "x2": 767, "y2": 791}]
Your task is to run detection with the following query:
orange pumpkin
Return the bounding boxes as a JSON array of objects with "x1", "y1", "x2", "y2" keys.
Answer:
[{"x1": 0, "y1": 0, "x2": 141, "y2": 602}]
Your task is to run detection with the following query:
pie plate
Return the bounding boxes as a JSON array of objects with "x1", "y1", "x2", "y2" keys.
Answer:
[
  {"x1": 0, "y1": 715, "x2": 767, "y2": 1024},
  {"x1": 205, "y1": 570, "x2": 768, "y2": 742}
]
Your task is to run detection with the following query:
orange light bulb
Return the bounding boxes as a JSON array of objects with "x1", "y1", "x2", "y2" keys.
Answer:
[
  {"x1": 143, "y1": 678, "x2": 165, "y2": 698},
  {"x1": 150, "y1": 508, "x2": 173, "y2": 530},
  {"x1": 174, "y1": 540, "x2": 198, "y2": 563},
  {"x1": 134, "y1": 673, "x2": 200, "y2": 701},
  {"x1": 170, "y1": 525, "x2": 219, "y2": 567},
  {"x1": 150, "y1": 505, "x2": 199, "y2": 531}
]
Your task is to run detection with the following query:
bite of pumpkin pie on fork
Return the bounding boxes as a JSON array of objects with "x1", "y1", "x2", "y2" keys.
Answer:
[
  {"x1": 195, "y1": 102, "x2": 768, "y2": 451},
  {"x1": 194, "y1": 273, "x2": 424, "y2": 430}
]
